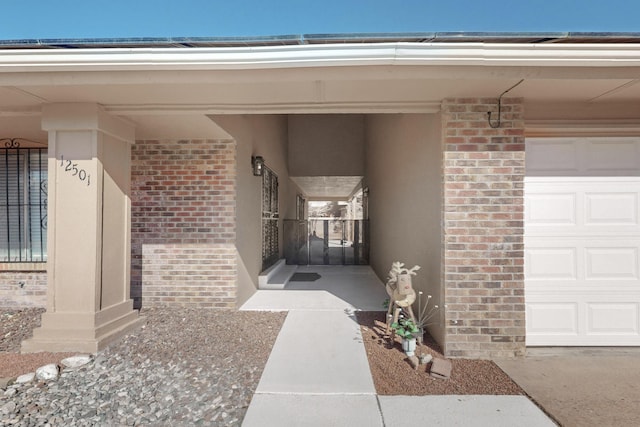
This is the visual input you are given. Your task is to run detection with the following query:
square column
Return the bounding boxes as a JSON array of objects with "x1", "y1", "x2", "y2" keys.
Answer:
[
  {"x1": 441, "y1": 97, "x2": 526, "y2": 359},
  {"x1": 22, "y1": 104, "x2": 143, "y2": 353}
]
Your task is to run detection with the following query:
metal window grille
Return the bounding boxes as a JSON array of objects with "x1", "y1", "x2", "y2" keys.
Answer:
[
  {"x1": 262, "y1": 167, "x2": 279, "y2": 270},
  {"x1": 296, "y1": 194, "x2": 305, "y2": 220},
  {"x1": 0, "y1": 148, "x2": 47, "y2": 262}
]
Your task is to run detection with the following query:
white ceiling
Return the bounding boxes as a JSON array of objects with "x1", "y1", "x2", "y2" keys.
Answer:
[{"x1": 290, "y1": 176, "x2": 363, "y2": 199}]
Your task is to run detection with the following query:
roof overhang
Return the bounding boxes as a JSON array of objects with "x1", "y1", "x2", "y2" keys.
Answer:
[{"x1": 0, "y1": 36, "x2": 639, "y2": 141}]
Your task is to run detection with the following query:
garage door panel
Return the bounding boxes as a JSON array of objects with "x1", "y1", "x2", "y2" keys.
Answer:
[
  {"x1": 526, "y1": 181, "x2": 640, "y2": 234},
  {"x1": 526, "y1": 282, "x2": 639, "y2": 294},
  {"x1": 587, "y1": 303, "x2": 639, "y2": 335},
  {"x1": 526, "y1": 137, "x2": 640, "y2": 177},
  {"x1": 586, "y1": 139, "x2": 640, "y2": 174},
  {"x1": 525, "y1": 193, "x2": 576, "y2": 225},
  {"x1": 527, "y1": 334, "x2": 640, "y2": 346},
  {"x1": 525, "y1": 136, "x2": 640, "y2": 346},
  {"x1": 526, "y1": 248, "x2": 577, "y2": 280},
  {"x1": 585, "y1": 192, "x2": 638, "y2": 225},
  {"x1": 585, "y1": 248, "x2": 639, "y2": 280},
  {"x1": 526, "y1": 295, "x2": 640, "y2": 345},
  {"x1": 527, "y1": 302, "x2": 578, "y2": 336},
  {"x1": 526, "y1": 140, "x2": 578, "y2": 175},
  {"x1": 526, "y1": 238, "x2": 640, "y2": 283}
]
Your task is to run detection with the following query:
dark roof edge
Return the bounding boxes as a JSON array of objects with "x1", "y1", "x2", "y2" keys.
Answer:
[{"x1": 1, "y1": 32, "x2": 640, "y2": 49}]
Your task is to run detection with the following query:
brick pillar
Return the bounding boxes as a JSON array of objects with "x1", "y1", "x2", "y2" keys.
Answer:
[{"x1": 442, "y1": 98, "x2": 526, "y2": 358}]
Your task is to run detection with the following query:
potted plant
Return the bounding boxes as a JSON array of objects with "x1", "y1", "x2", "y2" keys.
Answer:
[{"x1": 391, "y1": 317, "x2": 420, "y2": 356}]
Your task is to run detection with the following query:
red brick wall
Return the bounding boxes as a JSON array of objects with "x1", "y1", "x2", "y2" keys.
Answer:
[
  {"x1": 442, "y1": 98, "x2": 526, "y2": 358},
  {"x1": 131, "y1": 139, "x2": 237, "y2": 308}
]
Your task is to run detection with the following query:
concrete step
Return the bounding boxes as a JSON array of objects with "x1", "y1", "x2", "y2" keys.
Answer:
[{"x1": 258, "y1": 259, "x2": 297, "y2": 290}]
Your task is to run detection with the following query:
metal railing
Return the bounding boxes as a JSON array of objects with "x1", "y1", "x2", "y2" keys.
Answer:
[
  {"x1": 0, "y1": 147, "x2": 47, "y2": 262},
  {"x1": 261, "y1": 167, "x2": 279, "y2": 271},
  {"x1": 284, "y1": 219, "x2": 369, "y2": 265}
]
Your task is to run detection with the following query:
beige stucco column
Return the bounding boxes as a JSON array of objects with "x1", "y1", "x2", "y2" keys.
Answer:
[{"x1": 21, "y1": 103, "x2": 143, "y2": 353}]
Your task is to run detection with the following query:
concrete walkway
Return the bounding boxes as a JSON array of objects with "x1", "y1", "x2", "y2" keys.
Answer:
[{"x1": 241, "y1": 266, "x2": 555, "y2": 426}]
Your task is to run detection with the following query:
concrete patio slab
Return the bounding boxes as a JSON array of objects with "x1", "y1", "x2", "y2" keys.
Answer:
[
  {"x1": 255, "y1": 309, "x2": 376, "y2": 394},
  {"x1": 496, "y1": 348, "x2": 640, "y2": 427},
  {"x1": 378, "y1": 395, "x2": 556, "y2": 427},
  {"x1": 239, "y1": 289, "x2": 364, "y2": 311},
  {"x1": 240, "y1": 266, "x2": 388, "y2": 312},
  {"x1": 242, "y1": 394, "x2": 383, "y2": 427}
]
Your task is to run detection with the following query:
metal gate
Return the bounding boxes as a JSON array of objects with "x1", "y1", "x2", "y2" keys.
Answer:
[
  {"x1": 261, "y1": 167, "x2": 279, "y2": 270},
  {"x1": 283, "y1": 219, "x2": 369, "y2": 265}
]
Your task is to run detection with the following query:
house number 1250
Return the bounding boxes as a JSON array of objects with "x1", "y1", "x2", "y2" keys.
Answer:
[{"x1": 59, "y1": 155, "x2": 91, "y2": 186}]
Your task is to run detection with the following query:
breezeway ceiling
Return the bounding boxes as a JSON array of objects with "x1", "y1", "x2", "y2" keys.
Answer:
[{"x1": 290, "y1": 176, "x2": 363, "y2": 199}]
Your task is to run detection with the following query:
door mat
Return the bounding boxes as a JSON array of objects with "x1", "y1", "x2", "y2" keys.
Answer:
[{"x1": 289, "y1": 272, "x2": 322, "y2": 282}]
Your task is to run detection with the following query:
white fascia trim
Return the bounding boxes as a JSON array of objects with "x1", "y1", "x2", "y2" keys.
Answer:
[{"x1": 1, "y1": 42, "x2": 640, "y2": 72}]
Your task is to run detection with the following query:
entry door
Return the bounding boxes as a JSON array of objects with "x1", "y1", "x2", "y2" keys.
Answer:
[{"x1": 525, "y1": 137, "x2": 640, "y2": 346}]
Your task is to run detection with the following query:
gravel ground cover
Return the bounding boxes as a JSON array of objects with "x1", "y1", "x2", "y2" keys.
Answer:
[
  {"x1": 1, "y1": 307, "x2": 286, "y2": 426},
  {"x1": 1, "y1": 308, "x2": 76, "y2": 379},
  {"x1": 2, "y1": 307, "x2": 526, "y2": 425},
  {"x1": 1, "y1": 308, "x2": 46, "y2": 353},
  {"x1": 356, "y1": 311, "x2": 525, "y2": 395}
]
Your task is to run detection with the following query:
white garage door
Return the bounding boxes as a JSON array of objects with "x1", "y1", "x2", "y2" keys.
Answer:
[{"x1": 525, "y1": 137, "x2": 640, "y2": 346}]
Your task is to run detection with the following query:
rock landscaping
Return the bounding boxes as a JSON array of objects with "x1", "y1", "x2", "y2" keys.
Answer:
[
  {"x1": 356, "y1": 311, "x2": 525, "y2": 396},
  {"x1": 2, "y1": 305, "x2": 526, "y2": 425},
  {"x1": 0, "y1": 307, "x2": 286, "y2": 426}
]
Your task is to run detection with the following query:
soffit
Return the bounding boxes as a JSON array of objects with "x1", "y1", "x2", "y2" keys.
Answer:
[
  {"x1": 130, "y1": 115, "x2": 232, "y2": 140},
  {"x1": 508, "y1": 79, "x2": 640, "y2": 102},
  {"x1": 291, "y1": 176, "x2": 363, "y2": 199},
  {"x1": 0, "y1": 116, "x2": 46, "y2": 142},
  {"x1": 4, "y1": 77, "x2": 638, "y2": 114}
]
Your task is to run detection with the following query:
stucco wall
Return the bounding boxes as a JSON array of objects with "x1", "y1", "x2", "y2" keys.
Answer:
[
  {"x1": 365, "y1": 113, "x2": 444, "y2": 345},
  {"x1": 210, "y1": 115, "x2": 300, "y2": 308},
  {"x1": 288, "y1": 114, "x2": 365, "y2": 177}
]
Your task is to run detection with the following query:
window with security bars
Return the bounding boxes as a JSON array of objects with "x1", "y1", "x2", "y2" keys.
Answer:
[
  {"x1": 262, "y1": 167, "x2": 279, "y2": 270},
  {"x1": 0, "y1": 148, "x2": 47, "y2": 262}
]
